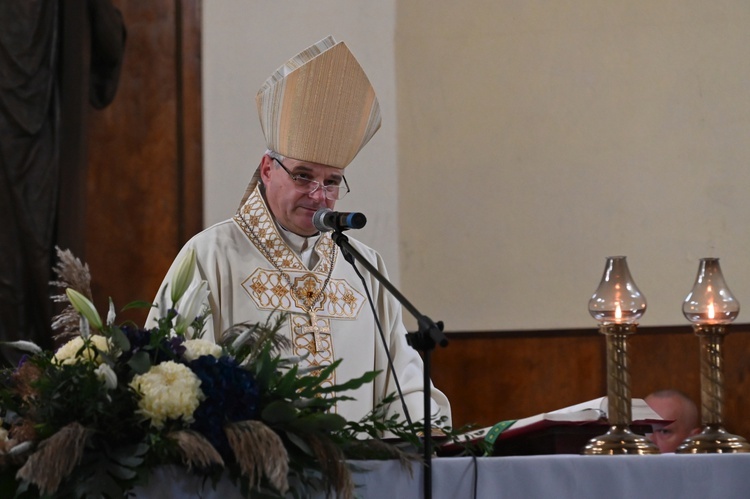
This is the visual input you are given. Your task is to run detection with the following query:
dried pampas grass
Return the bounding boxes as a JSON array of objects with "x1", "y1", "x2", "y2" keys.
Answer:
[
  {"x1": 168, "y1": 430, "x2": 225, "y2": 470},
  {"x1": 225, "y1": 420, "x2": 289, "y2": 494},
  {"x1": 16, "y1": 422, "x2": 90, "y2": 496},
  {"x1": 49, "y1": 247, "x2": 93, "y2": 340},
  {"x1": 307, "y1": 433, "x2": 354, "y2": 499}
]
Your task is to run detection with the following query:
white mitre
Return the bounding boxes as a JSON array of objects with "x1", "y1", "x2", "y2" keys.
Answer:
[{"x1": 255, "y1": 35, "x2": 381, "y2": 169}]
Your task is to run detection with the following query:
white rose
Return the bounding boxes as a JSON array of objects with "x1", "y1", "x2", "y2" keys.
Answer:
[
  {"x1": 183, "y1": 339, "x2": 222, "y2": 361},
  {"x1": 53, "y1": 335, "x2": 113, "y2": 365}
]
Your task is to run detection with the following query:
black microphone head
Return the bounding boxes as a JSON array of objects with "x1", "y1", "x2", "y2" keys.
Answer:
[
  {"x1": 347, "y1": 212, "x2": 367, "y2": 229},
  {"x1": 313, "y1": 208, "x2": 333, "y2": 232}
]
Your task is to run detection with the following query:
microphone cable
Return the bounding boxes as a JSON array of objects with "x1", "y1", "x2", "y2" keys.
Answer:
[{"x1": 340, "y1": 247, "x2": 414, "y2": 429}]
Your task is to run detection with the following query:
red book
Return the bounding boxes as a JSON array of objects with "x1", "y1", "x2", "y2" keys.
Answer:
[{"x1": 441, "y1": 397, "x2": 666, "y2": 456}]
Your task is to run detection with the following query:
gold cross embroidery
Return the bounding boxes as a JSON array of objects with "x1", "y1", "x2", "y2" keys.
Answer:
[
  {"x1": 296, "y1": 310, "x2": 330, "y2": 353},
  {"x1": 298, "y1": 277, "x2": 321, "y2": 307}
]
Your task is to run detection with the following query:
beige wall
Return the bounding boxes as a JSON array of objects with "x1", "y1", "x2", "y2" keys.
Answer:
[
  {"x1": 397, "y1": 1, "x2": 750, "y2": 330},
  {"x1": 205, "y1": 2, "x2": 750, "y2": 331}
]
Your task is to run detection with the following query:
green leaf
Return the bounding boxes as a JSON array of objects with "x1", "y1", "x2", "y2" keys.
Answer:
[
  {"x1": 75, "y1": 471, "x2": 126, "y2": 498},
  {"x1": 317, "y1": 370, "x2": 380, "y2": 394},
  {"x1": 106, "y1": 462, "x2": 138, "y2": 480},
  {"x1": 109, "y1": 326, "x2": 131, "y2": 352},
  {"x1": 285, "y1": 431, "x2": 313, "y2": 456},
  {"x1": 261, "y1": 400, "x2": 298, "y2": 424},
  {"x1": 308, "y1": 412, "x2": 347, "y2": 432},
  {"x1": 273, "y1": 365, "x2": 300, "y2": 396},
  {"x1": 109, "y1": 443, "x2": 147, "y2": 468},
  {"x1": 253, "y1": 347, "x2": 283, "y2": 389},
  {"x1": 122, "y1": 300, "x2": 156, "y2": 311},
  {"x1": 127, "y1": 351, "x2": 152, "y2": 374}
]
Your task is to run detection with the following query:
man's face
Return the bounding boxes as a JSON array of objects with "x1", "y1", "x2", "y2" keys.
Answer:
[
  {"x1": 645, "y1": 395, "x2": 699, "y2": 453},
  {"x1": 260, "y1": 155, "x2": 343, "y2": 236}
]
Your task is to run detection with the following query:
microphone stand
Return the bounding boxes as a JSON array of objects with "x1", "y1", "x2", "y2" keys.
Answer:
[{"x1": 330, "y1": 230, "x2": 448, "y2": 499}]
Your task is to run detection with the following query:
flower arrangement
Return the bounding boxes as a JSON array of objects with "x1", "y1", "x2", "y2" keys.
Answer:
[{"x1": 0, "y1": 248, "x2": 476, "y2": 498}]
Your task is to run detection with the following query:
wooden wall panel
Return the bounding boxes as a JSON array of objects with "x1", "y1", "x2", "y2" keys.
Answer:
[
  {"x1": 716, "y1": 326, "x2": 750, "y2": 437},
  {"x1": 432, "y1": 331, "x2": 605, "y2": 428},
  {"x1": 629, "y1": 330, "x2": 700, "y2": 411},
  {"x1": 434, "y1": 325, "x2": 750, "y2": 440},
  {"x1": 176, "y1": 0, "x2": 203, "y2": 242},
  {"x1": 85, "y1": 0, "x2": 201, "y2": 323}
]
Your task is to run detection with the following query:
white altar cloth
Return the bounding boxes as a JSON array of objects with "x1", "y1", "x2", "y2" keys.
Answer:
[{"x1": 132, "y1": 453, "x2": 750, "y2": 498}]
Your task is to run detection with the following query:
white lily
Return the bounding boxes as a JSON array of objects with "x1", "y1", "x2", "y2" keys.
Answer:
[
  {"x1": 79, "y1": 316, "x2": 91, "y2": 339},
  {"x1": 170, "y1": 248, "x2": 197, "y2": 305},
  {"x1": 95, "y1": 363, "x2": 118, "y2": 390},
  {"x1": 277, "y1": 352, "x2": 310, "y2": 368},
  {"x1": 66, "y1": 289, "x2": 103, "y2": 330},
  {"x1": 106, "y1": 297, "x2": 116, "y2": 326},
  {"x1": 174, "y1": 280, "x2": 209, "y2": 335},
  {"x1": 297, "y1": 364, "x2": 330, "y2": 375},
  {"x1": 1, "y1": 340, "x2": 42, "y2": 355},
  {"x1": 231, "y1": 325, "x2": 258, "y2": 350}
]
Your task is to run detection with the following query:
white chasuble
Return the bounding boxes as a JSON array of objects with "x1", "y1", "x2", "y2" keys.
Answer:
[
  {"x1": 146, "y1": 186, "x2": 451, "y2": 425},
  {"x1": 233, "y1": 187, "x2": 366, "y2": 392}
]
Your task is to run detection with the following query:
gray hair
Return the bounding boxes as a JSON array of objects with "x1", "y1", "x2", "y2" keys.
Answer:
[{"x1": 265, "y1": 149, "x2": 285, "y2": 163}]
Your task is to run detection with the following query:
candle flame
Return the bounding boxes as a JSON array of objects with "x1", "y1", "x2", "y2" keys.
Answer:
[
  {"x1": 708, "y1": 302, "x2": 715, "y2": 320},
  {"x1": 615, "y1": 302, "x2": 622, "y2": 320}
]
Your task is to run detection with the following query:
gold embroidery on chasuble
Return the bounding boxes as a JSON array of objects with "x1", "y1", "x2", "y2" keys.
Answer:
[{"x1": 234, "y1": 188, "x2": 366, "y2": 391}]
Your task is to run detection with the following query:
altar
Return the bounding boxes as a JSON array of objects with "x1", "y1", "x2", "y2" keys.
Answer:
[{"x1": 134, "y1": 453, "x2": 750, "y2": 498}]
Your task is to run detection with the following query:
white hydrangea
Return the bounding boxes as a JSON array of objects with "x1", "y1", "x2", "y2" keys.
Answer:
[
  {"x1": 182, "y1": 339, "x2": 222, "y2": 362},
  {"x1": 53, "y1": 335, "x2": 112, "y2": 365},
  {"x1": 129, "y1": 361, "x2": 205, "y2": 429}
]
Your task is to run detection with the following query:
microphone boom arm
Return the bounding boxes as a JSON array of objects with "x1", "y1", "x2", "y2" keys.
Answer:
[{"x1": 329, "y1": 230, "x2": 447, "y2": 499}]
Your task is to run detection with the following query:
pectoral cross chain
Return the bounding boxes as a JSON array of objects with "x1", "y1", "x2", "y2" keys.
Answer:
[{"x1": 297, "y1": 310, "x2": 330, "y2": 353}]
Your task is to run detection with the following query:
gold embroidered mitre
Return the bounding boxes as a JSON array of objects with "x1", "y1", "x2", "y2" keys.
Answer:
[{"x1": 255, "y1": 35, "x2": 381, "y2": 169}]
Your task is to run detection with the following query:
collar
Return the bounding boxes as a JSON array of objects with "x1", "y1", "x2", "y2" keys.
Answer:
[{"x1": 276, "y1": 222, "x2": 322, "y2": 254}]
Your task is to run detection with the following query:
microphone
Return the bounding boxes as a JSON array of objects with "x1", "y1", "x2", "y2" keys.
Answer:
[{"x1": 313, "y1": 208, "x2": 367, "y2": 232}]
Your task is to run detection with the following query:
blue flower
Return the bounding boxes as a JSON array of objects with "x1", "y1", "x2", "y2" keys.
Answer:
[
  {"x1": 120, "y1": 325, "x2": 187, "y2": 364},
  {"x1": 188, "y1": 355, "x2": 260, "y2": 455}
]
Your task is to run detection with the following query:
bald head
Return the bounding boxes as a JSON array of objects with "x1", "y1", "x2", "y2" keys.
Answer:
[{"x1": 645, "y1": 390, "x2": 700, "y2": 453}]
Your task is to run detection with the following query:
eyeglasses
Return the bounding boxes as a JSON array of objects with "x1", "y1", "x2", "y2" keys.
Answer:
[{"x1": 273, "y1": 158, "x2": 350, "y2": 200}]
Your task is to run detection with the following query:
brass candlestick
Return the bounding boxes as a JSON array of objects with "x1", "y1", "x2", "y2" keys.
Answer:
[
  {"x1": 675, "y1": 325, "x2": 750, "y2": 453},
  {"x1": 583, "y1": 256, "x2": 659, "y2": 455},
  {"x1": 581, "y1": 323, "x2": 659, "y2": 455},
  {"x1": 677, "y1": 258, "x2": 749, "y2": 453}
]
